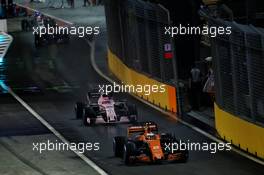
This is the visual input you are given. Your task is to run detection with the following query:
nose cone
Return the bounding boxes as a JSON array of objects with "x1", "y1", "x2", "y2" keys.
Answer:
[{"x1": 148, "y1": 140, "x2": 164, "y2": 160}]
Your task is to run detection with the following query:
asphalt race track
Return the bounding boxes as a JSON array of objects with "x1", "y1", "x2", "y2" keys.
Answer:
[{"x1": 1, "y1": 28, "x2": 264, "y2": 175}]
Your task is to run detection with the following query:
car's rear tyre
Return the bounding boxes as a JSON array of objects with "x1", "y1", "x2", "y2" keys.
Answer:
[
  {"x1": 21, "y1": 20, "x2": 27, "y2": 31},
  {"x1": 83, "y1": 108, "x2": 96, "y2": 126},
  {"x1": 90, "y1": 117, "x2": 96, "y2": 125},
  {"x1": 160, "y1": 133, "x2": 189, "y2": 163},
  {"x1": 128, "y1": 105, "x2": 138, "y2": 123},
  {"x1": 123, "y1": 142, "x2": 136, "y2": 165},
  {"x1": 182, "y1": 154, "x2": 189, "y2": 163},
  {"x1": 113, "y1": 136, "x2": 126, "y2": 157},
  {"x1": 35, "y1": 35, "x2": 41, "y2": 47},
  {"x1": 179, "y1": 150, "x2": 189, "y2": 163},
  {"x1": 64, "y1": 35, "x2": 70, "y2": 43},
  {"x1": 75, "y1": 102, "x2": 84, "y2": 119},
  {"x1": 160, "y1": 133, "x2": 175, "y2": 154}
]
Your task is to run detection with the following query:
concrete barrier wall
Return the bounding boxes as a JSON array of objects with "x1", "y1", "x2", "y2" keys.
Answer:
[
  {"x1": 215, "y1": 103, "x2": 264, "y2": 159},
  {"x1": 108, "y1": 49, "x2": 177, "y2": 113}
]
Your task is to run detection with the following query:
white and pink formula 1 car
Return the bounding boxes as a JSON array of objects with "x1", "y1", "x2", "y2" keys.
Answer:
[{"x1": 75, "y1": 92, "x2": 138, "y2": 126}]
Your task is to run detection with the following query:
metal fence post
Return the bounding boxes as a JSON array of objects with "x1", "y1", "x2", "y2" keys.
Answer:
[{"x1": 158, "y1": 4, "x2": 182, "y2": 116}]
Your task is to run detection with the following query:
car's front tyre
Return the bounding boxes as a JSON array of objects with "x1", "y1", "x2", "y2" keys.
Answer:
[
  {"x1": 83, "y1": 108, "x2": 96, "y2": 126},
  {"x1": 113, "y1": 136, "x2": 126, "y2": 157},
  {"x1": 75, "y1": 102, "x2": 84, "y2": 119},
  {"x1": 123, "y1": 142, "x2": 136, "y2": 165},
  {"x1": 128, "y1": 105, "x2": 138, "y2": 123}
]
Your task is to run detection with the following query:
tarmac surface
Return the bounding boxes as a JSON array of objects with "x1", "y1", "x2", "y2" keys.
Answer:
[{"x1": 0, "y1": 0, "x2": 263, "y2": 174}]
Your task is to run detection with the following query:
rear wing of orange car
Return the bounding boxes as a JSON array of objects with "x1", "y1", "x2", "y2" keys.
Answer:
[{"x1": 127, "y1": 121, "x2": 158, "y2": 136}]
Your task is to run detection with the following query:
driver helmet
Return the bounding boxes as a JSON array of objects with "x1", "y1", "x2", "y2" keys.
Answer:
[
  {"x1": 146, "y1": 132, "x2": 155, "y2": 140},
  {"x1": 34, "y1": 11, "x2": 41, "y2": 17}
]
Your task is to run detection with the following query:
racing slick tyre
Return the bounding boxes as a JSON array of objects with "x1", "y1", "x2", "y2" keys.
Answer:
[
  {"x1": 160, "y1": 133, "x2": 175, "y2": 154},
  {"x1": 34, "y1": 35, "x2": 41, "y2": 47},
  {"x1": 160, "y1": 133, "x2": 189, "y2": 163},
  {"x1": 21, "y1": 19, "x2": 28, "y2": 31},
  {"x1": 75, "y1": 102, "x2": 84, "y2": 119},
  {"x1": 123, "y1": 142, "x2": 136, "y2": 165},
  {"x1": 63, "y1": 34, "x2": 70, "y2": 44},
  {"x1": 128, "y1": 104, "x2": 138, "y2": 123},
  {"x1": 160, "y1": 133, "x2": 174, "y2": 144},
  {"x1": 113, "y1": 136, "x2": 126, "y2": 157},
  {"x1": 177, "y1": 148, "x2": 189, "y2": 163},
  {"x1": 83, "y1": 108, "x2": 96, "y2": 126},
  {"x1": 180, "y1": 151, "x2": 189, "y2": 163}
]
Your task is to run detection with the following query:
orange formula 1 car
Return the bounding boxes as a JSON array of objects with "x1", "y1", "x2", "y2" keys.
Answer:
[{"x1": 113, "y1": 122, "x2": 188, "y2": 165}]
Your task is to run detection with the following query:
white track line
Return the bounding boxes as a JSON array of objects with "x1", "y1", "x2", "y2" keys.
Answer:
[
  {"x1": 6, "y1": 4, "x2": 107, "y2": 174},
  {"x1": 8, "y1": 88, "x2": 108, "y2": 175},
  {"x1": 88, "y1": 40, "x2": 264, "y2": 166}
]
